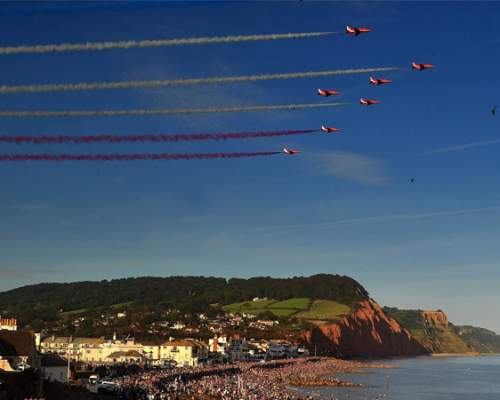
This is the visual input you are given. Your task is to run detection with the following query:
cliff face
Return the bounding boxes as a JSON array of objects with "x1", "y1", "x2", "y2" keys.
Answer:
[
  {"x1": 456, "y1": 325, "x2": 500, "y2": 354},
  {"x1": 418, "y1": 311, "x2": 471, "y2": 353},
  {"x1": 384, "y1": 308, "x2": 474, "y2": 354},
  {"x1": 422, "y1": 310, "x2": 448, "y2": 328},
  {"x1": 301, "y1": 299, "x2": 429, "y2": 357}
]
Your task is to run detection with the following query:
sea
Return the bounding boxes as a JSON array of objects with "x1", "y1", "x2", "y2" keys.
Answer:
[{"x1": 296, "y1": 356, "x2": 500, "y2": 400}]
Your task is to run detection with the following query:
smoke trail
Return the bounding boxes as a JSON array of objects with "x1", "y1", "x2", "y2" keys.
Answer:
[
  {"x1": 0, "y1": 68, "x2": 398, "y2": 94},
  {"x1": 0, "y1": 103, "x2": 347, "y2": 118},
  {"x1": 0, "y1": 32, "x2": 335, "y2": 55},
  {"x1": 0, "y1": 129, "x2": 317, "y2": 144},
  {"x1": 0, "y1": 152, "x2": 282, "y2": 161}
]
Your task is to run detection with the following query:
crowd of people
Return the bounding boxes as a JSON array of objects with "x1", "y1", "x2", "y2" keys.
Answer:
[{"x1": 107, "y1": 358, "x2": 372, "y2": 400}]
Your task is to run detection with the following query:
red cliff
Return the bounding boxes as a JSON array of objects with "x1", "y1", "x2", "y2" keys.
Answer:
[
  {"x1": 422, "y1": 310, "x2": 448, "y2": 328},
  {"x1": 301, "y1": 299, "x2": 428, "y2": 357}
]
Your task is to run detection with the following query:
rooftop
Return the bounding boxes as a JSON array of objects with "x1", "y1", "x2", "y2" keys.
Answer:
[
  {"x1": 0, "y1": 331, "x2": 35, "y2": 357},
  {"x1": 41, "y1": 354, "x2": 67, "y2": 368}
]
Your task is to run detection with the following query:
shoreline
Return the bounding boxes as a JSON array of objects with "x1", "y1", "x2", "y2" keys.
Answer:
[
  {"x1": 349, "y1": 352, "x2": 500, "y2": 361},
  {"x1": 431, "y1": 352, "x2": 480, "y2": 357},
  {"x1": 110, "y1": 357, "x2": 395, "y2": 399}
]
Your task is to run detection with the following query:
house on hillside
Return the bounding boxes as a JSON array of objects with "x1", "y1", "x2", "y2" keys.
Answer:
[
  {"x1": 171, "y1": 322, "x2": 186, "y2": 330},
  {"x1": 0, "y1": 331, "x2": 39, "y2": 371}
]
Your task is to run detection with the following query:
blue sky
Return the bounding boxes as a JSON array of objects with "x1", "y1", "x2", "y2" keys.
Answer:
[{"x1": 0, "y1": 1, "x2": 500, "y2": 331}]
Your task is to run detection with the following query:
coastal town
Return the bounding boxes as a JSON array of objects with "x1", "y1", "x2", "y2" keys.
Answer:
[
  {"x1": 0, "y1": 313, "x2": 382, "y2": 399},
  {"x1": 2, "y1": 276, "x2": 500, "y2": 399}
]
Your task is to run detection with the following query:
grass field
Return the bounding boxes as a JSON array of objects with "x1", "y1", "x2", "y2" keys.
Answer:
[
  {"x1": 224, "y1": 297, "x2": 350, "y2": 319},
  {"x1": 60, "y1": 301, "x2": 133, "y2": 317},
  {"x1": 60, "y1": 308, "x2": 88, "y2": 317},
  {"x1": 296, "y1": 300, "x2": 351, "y2": 320},
  {"x1": 223, "y1": 299, "x2": 277, "y2": 313},
  {"x1": 271, "y1": 298, "x2": 311, "y2": 309},
  {"x1": 110, "y1": 301, "x2": 134, "y2": 309}
]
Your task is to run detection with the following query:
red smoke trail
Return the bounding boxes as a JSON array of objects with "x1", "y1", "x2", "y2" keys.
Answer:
[
  {"x1": 0, "y1": 129, "x2": 317, "y2": 144},
  {"x1": 0, "y1": 152, "x2": 282, "y2": 161}
]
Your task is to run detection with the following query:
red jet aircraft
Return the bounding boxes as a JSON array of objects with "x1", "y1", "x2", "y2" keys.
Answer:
[
  {"x1": 318, "y1": 89, "x2": 340, "y2": 97},
  {"x1": 369, "y1": 76, "x2": 392, "y2": 86},
  {"x1": 412, "y1": 62, "x2": 434, "y2": 71},
  {"x1": 283, "y1": 148, "x2": 301, "y2": 155},
  {"x1": 321, "y1": 126, "x2": 341, "y2": 133},
  {"x1": 346, "y1": 26, "x2": 372, "y2": 36},
  {"x1": 360, "y1": 98, "x2": 380, "y2": 106}
]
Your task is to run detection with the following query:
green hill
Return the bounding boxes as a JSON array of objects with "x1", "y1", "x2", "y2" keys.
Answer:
[
  {"x1": 456, "y1": 326, "x2": 500, "y2": 353},
  {"x1": 0, "y1": 274, "x2": 368, "y2": 328}
]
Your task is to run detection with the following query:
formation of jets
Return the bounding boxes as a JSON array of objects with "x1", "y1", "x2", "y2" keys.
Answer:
[{"x1": 284, "y1": 25, "x2": 435, "y2": 166}]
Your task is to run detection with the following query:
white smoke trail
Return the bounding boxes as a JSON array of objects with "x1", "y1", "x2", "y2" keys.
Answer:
[
  {"x1": 0, "y1": 32, "x2": 335, "y2": 55},
  {"x1": 0, "y1": 67, "x2": 398, "y2": 94},
  {"x1": 0, "y1": 102, "x2": 348, "y2": 118}
]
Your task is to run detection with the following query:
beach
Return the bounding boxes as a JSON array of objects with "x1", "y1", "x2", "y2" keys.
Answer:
[{"x1": 110, "y1": 357, "x2": 392, "y2": 399}]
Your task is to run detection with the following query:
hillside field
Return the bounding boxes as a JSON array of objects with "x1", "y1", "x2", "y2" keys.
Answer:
[{"x1": 223, "y1": 297, "x2": 351, "y2": 320}]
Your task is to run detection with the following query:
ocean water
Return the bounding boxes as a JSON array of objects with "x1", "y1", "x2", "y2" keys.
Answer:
[{"x1": 297, "y1": 356, "x2": 500, "y2": 400}]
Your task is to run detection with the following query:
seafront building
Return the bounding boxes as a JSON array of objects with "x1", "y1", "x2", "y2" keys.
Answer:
[
  {"x1": 160, "y1": 339, "x2": 208, "y2": 367},
  {"x1": 40, "y1": 334, "x2": 208, "y2": 366},
  {"x1": 53, "y1": 335, "x2": 288, "y2": 367}
]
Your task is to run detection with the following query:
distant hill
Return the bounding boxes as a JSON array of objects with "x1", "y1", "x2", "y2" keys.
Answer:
[
  {"x1": 383, "y1": 307, "x2": 475, "y2": 354},
  {"x1": 0, "y1": 274, "x2": 368, "y2": 327},
  {"x1": 456, "y1": 325, "x2": 500, "y2": 353}
]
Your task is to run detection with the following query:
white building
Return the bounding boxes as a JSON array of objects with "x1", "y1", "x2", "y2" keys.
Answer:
[
  {"x1": 40, "y1": 335, "x2": 142, "y2": 364},
  {"x1": 39, "y1": 334, "x2": 210, "y2": 367},
  {"x1": 160, "y1": 339, "x2": 208, "y2": 367},
  {"x1": 106, "y1": 350, "x2": 143, "y2": 364},
  {"x1": 41, "y1": 354, "x2": 68, "y2": 384},
  {"x1": 39, "y1": 336, "x2": 72, "y2": 357}
]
